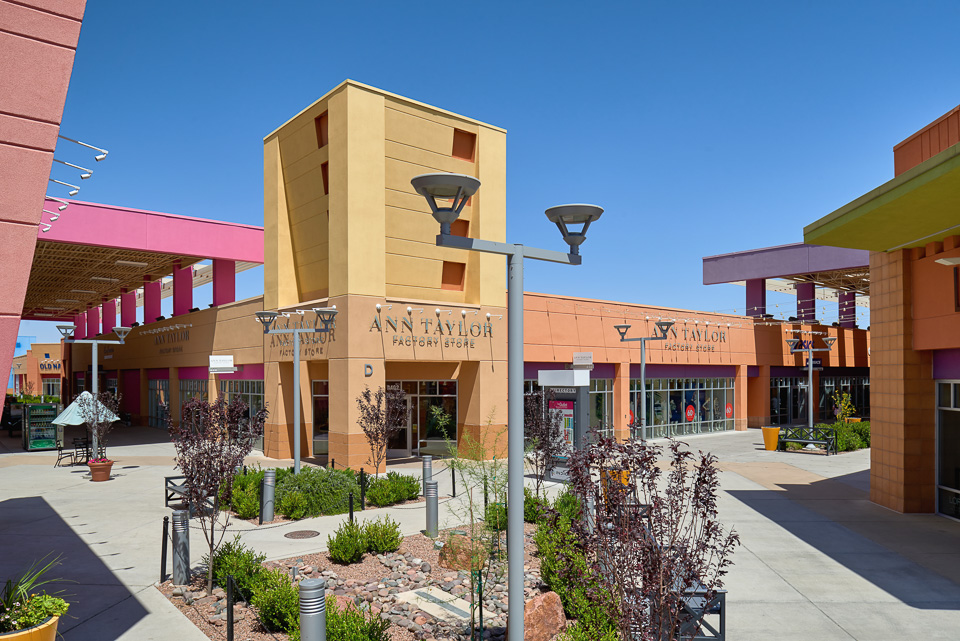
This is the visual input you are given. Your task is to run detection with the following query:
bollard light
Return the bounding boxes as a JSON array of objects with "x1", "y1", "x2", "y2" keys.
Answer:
[
  {"x1": 261, "y1": 469, "x2": 276, "y2": 524},
  {"x1": 172, "y1": 509, "x2": 190, "y2": 585},
  {"x1": 299, "y1": 578, "x2": 327, "y2": 641},
  {"x1": 425, "y1": 480, "x2": 439, "y2": 538},
  {"x1": 421, "y1": 455, "x2": 433, "y2": 496}
]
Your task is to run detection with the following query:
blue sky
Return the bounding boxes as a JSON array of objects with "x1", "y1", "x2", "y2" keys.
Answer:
[{"x1": 21, "y1": 0, "x2": 960, "y2": 343}]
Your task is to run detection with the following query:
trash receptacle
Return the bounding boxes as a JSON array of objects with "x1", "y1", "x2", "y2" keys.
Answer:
[{"x1": 762, "y1": 426, "x2": 780, "y2": 451}]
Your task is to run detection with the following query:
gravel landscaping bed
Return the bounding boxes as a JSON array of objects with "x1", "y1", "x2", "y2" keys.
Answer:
[{"x1": 158, "y1": 522, "x2": 551, "y2": 641}]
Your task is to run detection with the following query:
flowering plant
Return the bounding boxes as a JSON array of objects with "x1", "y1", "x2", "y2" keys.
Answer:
[
  {"x1": 87, "y1": 458, "x2": 111, "y2": 464},
  {"x1": 0, "y1": 555, "x2": 69, "y2": 633}
]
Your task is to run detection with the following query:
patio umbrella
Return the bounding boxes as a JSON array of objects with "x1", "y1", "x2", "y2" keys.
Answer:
[{"x1": 52, "y1": 391, "x2": 119, "y2": 426}]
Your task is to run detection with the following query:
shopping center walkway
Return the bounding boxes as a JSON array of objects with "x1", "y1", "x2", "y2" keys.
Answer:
[{"x1": 1, "y1": 427, "x2": 959, "y2": 639}]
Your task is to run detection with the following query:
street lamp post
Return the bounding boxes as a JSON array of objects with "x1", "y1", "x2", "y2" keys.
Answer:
[
  {"x1": 411, "y1": 173, "x2": 602, "y2": 641},
  {"x1": 613, "y1": 321, "x2": 674, "y2": 441},
  {"x1": 786, "y1": 335, "x2": 837, "y2": 431},
  {"x1": 255, "y1": 307, "x2": 338, "y2": 474},
  {"x1": 57, "y1": 324, "x2": 133, "y2": 458}
]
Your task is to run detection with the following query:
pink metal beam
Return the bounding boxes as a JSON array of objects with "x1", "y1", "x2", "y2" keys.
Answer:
[
  {"x1": 120, "y1": 290, "x2": 137, "y2": 327},
  {"x1": 102, "y1": 299, "x2": 116, "y2": 334},
  {"x1": 74, "y1": 312, "x2": 86, "y2": 340},
  {"x1": 144, "y1": 278, "x2": 161, "y2": 324},
  {"x1": 212, "y1": 259, "x2": 236, "y2": 306},
  {"x1": 173, "y1": 262, "x2": 192, "y2": 316},
  {"x1": 86, "y1": 306, "x2": 99, "y2": 337}
]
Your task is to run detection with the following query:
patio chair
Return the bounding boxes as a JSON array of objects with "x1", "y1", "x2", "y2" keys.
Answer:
[{"x1": 54, "y1": 443, "x2": 76, "y2": 467}]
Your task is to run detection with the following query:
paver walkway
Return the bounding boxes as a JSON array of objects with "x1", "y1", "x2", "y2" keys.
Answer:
[{"x1": 2, "y1": 426, "x2": 959, "y2": 639}]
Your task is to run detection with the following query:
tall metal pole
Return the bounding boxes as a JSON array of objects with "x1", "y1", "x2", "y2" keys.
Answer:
[
  {"x1": 91, "y1": 341, "x2": 99, "y2": 458},
  {"x1": 293, "y1": 328, "x2": 301, "y2": 474},
  {"x1": 507, "y1": 249, "x2": 524, "y2": 641},
  {"x1": 807, "y1": 345, "x2": 814, "y2": 430},
  {"x1": 639, "y1": 338, "x2": 646, "y2": 442}
]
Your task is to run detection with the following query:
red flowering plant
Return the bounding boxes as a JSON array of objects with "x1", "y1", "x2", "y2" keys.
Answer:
[{"x1": 563, "y1": 433, "x2": 740, "y2": 641}]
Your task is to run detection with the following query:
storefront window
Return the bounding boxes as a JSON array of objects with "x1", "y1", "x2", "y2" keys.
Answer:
[
  {"x1": 819, "y1": 376, "x2": 870, "y2": 420},
  {"x1": 179, "y1": 379, "x2": 208, "y2": 405},
  {"x1": 631, "y1": 377, "x2": 735, "y2": 439},
  {"x1": 312, "y1": 381, "x2": 329, "y2": 454},
  {"x1": 937, "y1": 381, "x2": 960, "y2": 521},
  {"x1": 219, "y1": 379, "x2": 265, "y2": 450},
  {"x1": 386, "y1": 380, "x2": 458, "y2": 452},
  {"x1": 590, "y1": 379, "x2": 614, "y2": 439},
  {"x1": 148, "y1": 379, "x2": 169, "y2": 428},
  {"x1": 42, "y1": 378, "x2": 60, "y2": 399}
]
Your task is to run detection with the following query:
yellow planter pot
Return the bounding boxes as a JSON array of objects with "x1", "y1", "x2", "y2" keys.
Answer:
[
  {"x1": 761, "y1": 426, "x2": 780, "y2": 451},
  {"x1": 0, "y1": 616, "x2": 59, "y2": 641}
]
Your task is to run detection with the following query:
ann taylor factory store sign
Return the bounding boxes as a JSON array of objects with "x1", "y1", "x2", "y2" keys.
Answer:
[
  {"x1": 370, "y1": 314, "x2": 495, "y2": 348},
  {"x1": 662, "y1": 325, "x2": 728, "y2": 352}
]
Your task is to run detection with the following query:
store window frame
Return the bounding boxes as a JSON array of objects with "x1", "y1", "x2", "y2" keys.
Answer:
[
  {"x1": 936, "y1": 380, "x2": 960, "y2": 521},
  {"x1": 312, "y1": 380, "x2": 329, "y2": 455},
  {"x1": 219, "y1": 379, "x2": 266, "y2": 451},
  {"x1": 385, "y1": 380, "x2": 458, "y2": 456},
  {"x1": 41, "y1": 378, "x2": 60, "y2": 399},
  {"x1": 630, "y1": 377, "x2": 735, "y2": 439}
]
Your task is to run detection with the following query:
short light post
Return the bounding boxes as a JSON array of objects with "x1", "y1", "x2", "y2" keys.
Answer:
[
  {"x1": 786, "y1": 335, "x2": 837, "y2": 431},
  {"x1": 613, "y1": 321, "x2": 674, "y2": 441},
  {"x1": 255, "y1": 307, "x2": 338, "y2": 474},
  {"x1": 411, "y1": 172, "x2": 603, "y2": 641},
  {"x1": 57, "y1": 323, "x2": 133, "y2": 458}
]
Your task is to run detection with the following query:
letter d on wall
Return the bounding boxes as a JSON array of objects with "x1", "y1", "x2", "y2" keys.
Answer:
[{"x1": 364, "y1": 364, "x2": 373, "y2": 377}]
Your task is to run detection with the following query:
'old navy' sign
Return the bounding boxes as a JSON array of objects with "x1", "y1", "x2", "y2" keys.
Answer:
[
  {"x1": 370, "y1": 315, "x2": 494, "y2": 349},
  {"x1": 39, "y1": 362, "x2": 61, "y2": 371}
]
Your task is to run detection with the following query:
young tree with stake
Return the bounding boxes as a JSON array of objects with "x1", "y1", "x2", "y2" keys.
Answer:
[{"x1": 356, "y1": 386, "x2": 407, "y2": 476}]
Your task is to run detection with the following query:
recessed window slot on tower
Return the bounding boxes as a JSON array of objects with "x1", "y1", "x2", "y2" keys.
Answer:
[
  {"x1": 452, "y1": 129, "x2": 476, "y2": 162},
  {"x1": 321, "y1": 162, "x2": 329, "y2": 195},
  {"x1": 315, "y1": 111, "x2": 329, "y2": 148},
  {"x1": 441, "y1": 261, "x2": 466, "y2": 291}
]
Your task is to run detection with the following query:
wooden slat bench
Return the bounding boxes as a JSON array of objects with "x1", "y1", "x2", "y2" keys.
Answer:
[
  {"x1": 777, "y1": 425, "x2": 837, "y2": 455},
  {"x1": 164, "y1": 475, "x2": 215, "y2": 516}
]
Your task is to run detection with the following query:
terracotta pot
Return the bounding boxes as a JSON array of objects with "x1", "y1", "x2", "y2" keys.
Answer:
[
  {"x1": 88, "y1": 460, "x2": 114, "y2": 482},
  {"x1": 0, "y1": 616, "x2": 59, "y2": 641}
]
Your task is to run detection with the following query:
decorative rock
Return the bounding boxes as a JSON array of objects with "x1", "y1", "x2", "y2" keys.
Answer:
[
  {"x1": 521, "y1": 591, "x2": 565, "y2": 641},
  {"x1": 421, "y1": 562, "x2": 432, "y2": 573}
]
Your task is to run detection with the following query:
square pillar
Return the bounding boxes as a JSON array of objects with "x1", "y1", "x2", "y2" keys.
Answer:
[
  {"x1": 73, "y1": 313, "x2": 86, "y2": 340},
  {"x1": 212, "y1": 259, "x2": 236, "y2": 306},
  {"x1": 734, "y1": 365, "x2": 748, "y2": 431},
  {"x1": 613, "y1": 362, "x2": 631, "y2": 442},
  {"x1": 746, "y1": 279, "x2": 766, "y2": 317},
  {"x1": 747, "y1": 364, "x2": 770, "y2": 428},
  {"x1": 173, "y1": 262, "x2": 193, "y2": 317},
  {"x1": 144, "y1": 278, "x2": 161, "y2": 324},
  {"x1": 839, "y1": 291, "x2": 857, "y2": 328},
  {"x1": 120, "y1": 290, "x2": 137, "y2": 327},
  {"x1": 101, "y1": 299, "x2": 116, "y2": 335},
  {"x1": 796, "y1": 282, "x2": 816, "y2": 322},
  {"x1": 86, "y1": 307, "x2": 99, "y2": 337}
]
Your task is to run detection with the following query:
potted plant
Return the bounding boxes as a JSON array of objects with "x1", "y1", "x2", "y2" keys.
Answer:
[
  {"x1": 76, "y1": 391, "x2": 121, "y2": 482},
  {"x1": 0, "y1": 556, "x2": 69, "y2": 640}
]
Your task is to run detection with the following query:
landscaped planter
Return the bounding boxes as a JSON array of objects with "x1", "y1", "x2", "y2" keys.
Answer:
[
  {"x1": 88, "y1": 460, "x2": 114, "y2": 482},
  {"x1": 0, "y1": 616, "x2": 59, "y2": 641}
]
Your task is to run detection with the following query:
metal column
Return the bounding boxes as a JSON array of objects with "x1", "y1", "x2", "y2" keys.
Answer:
[{"x1": 507, "y1": 250, "x2": 524, "y2": 641}]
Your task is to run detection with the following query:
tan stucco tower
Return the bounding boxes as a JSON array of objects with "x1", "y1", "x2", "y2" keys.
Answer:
[{"x1": 263, "y1": 80, "x2": 508, "y2": 466}]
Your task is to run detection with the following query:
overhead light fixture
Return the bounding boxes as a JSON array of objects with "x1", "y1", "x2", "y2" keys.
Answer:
[
  {"x1": 49, "y1": 179, "x2": 79, "y2": 196},
  {"x1": 53, "y1": 158, "x2": 93, "y2": 179},
  {"x1": 255, "y1": 310, "x2": 278, "y2": 331},
  {"x1": 70, "y1": 289, "x2": 97, "y2": 294},
  {"x1": 39, "y1": 223, "x2": 51, "y2": 232},
  {"x1": 34, "y1": 313, "x2": 54, "y2": 317},
  {"x1": 935, "y1": 257, "x2": 960, "y2": 266},
  {"x1": 43, "y1": 307, "x2": 65, "y2": 311},
  {"x1": 55, "y1": 299, "x2": 80, "y2": 303},
  {"x1": 410, "y1": 173, "x2": 481, "y2": 234},
  {"x1": 545, "y1": 203, "x2": 605, "y2": 255},
  {"x1": 42, "y1": 209, "x2": 60, "y2": 222},
  {"x1": 56, "y1": 324, "x2": 76, "y2": 339},
  {"x1": 115, "y1": 260, "x2": 149, "y2": 268},
  {"x1": 58, "y1": 135, "x2": 108, "y2": 161},
  {"x1": 91, "y1": 276, "x2": 120, "y2": 283},
  {"x1": 114, "y1": 326, "x2": 132, "y2": 342},
  {"x1": 46, "y1": 196, "x2": 69, "y2": 211}
]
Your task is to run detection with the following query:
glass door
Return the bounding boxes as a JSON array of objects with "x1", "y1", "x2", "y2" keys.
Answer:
[
  {"x1": 148, "y1": 379, "x2": 169, "y2": 428},
  {"x1": 938, "y1": 382, "x2": 960, "y2": 520},
  {"x1": 387, "y1": 395, "x2": 412, "y2": 458}
]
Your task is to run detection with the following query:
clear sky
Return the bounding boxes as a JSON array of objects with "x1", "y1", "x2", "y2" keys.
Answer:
[{"x1": 20, "y1": 0, "x2": 960, "y2": 343}]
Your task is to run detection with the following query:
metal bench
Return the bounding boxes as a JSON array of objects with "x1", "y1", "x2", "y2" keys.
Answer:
[
  {"x1": 164, "y1": 475, "x2": 215, "y2": 516},
  {"x1": 777, "y1": 425, "x2": 837, "y2": 455}
]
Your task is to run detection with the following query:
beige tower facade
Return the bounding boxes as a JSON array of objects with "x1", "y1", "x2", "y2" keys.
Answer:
[{"x1": 263, "y1": 80, "x2": 508, "y2": 466}]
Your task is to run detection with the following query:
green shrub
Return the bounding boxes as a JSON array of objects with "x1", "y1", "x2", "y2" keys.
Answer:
[
  {"x1": 275, "y1": 466, "x2": 360, "y2": 518},
  {"x1": 484, "y1": 502, "x2": 507, "y2": 531},
  {"x1": 365, "y1": 472, "x2": 420, "y2": 507},
  {"x1": 251, "y1": 568, "x2": 299, "y2": 633},
  {"x1": 552, "y1": 488, "x2": 582, "y2": 523},
  {"x1": 328, "y1": 520, "x2": 367, "y2": 564},
  {"x1": 326, "y1": 595, "x2": 391, "y2": 641},
  {"x1": 524, "y1": 487, "x2": 548, "y2": 523},
  {"x1": 278, "y1": 491, "x2": 310, "y2": 520},
  {"x1": 364, "y1": 516, "x2": 402, "y2": 554},
  {"x1": 852, "y1": 421, "x2": 871, "y2": 448},
  {"x1": 831, "y1": 420, "x2": 871, "y2": 452},
  {"x1": 207, "y1": 535, "x2": 266, "y2": 602}
]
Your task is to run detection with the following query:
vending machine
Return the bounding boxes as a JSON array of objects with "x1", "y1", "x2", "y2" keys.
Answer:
[{"x1": 22, "y1": 403, "x2": 60, "y2": 451}]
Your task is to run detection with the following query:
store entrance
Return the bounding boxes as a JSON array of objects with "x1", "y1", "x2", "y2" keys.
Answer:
[
  {"x1": 148, "y1": 379, "x2": 169, "y2": 428},
  {"x1": 937, "y1": 382, "x2": 960, "y2": 520},
  {"x1": 387, "y1": 395, "x2": 413, "y2": 458}
]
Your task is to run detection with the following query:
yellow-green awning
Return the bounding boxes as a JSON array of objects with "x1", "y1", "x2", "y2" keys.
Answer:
[{"x1": 804, "y1": 143, "x2": 960, "y2": 251}]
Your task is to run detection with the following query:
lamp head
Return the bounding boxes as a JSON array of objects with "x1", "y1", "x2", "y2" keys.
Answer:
[
  {"x1": 613, "y1": 324, "x2": 631, "y2": 341},
  {"x1": 95, "y1": 153, "x2": 108, "y2": 162},
  {"x1": 823, "y1": 336, "x2": 837, "y2": 349},
  {"x1": 68, "y1": 188, "x2": 79, "y2": 196},
  {"x1": 313, "y1": 306, "x2": 338, "y2": 330},
  {"x1": 785, "y1": 338, "x2": 800, "y2": 351},
  {"x1": 411, "y1": 173, "x2": 481, "y2": 235},
  {"x1": 57, "y1": 324, "x2": 76, "y2": 340},
  {"x1": 545, "y1": 204, "x2": 604, "y2": 255},
  {"x1": 655, "y1": 321, "x2": 674, "y2": 338},
  {"x1": 255, "y1": 310, "x2": 278, "y2": 332},
  {"x1": 80, "y1": 172, "x2": 92, "y2": 180},
  {"x1": 114, "y1": 326, "x2": 132, "y2": 342}
]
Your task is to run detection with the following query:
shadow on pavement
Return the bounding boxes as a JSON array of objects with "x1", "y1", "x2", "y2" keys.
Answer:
[{"x1": 0, "y1": 496, "x2": 148, "y2": 638}]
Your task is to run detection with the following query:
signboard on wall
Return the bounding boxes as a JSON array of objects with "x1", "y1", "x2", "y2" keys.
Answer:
[
  {"x1": 549, "y1": 399, "x2": 575, "y2": 447},
  {"x1": 209, "y1": 354, "x2": 236, "y2": 374}
]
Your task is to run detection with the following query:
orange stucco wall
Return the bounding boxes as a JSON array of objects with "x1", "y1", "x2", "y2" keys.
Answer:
[{"x1": 9, "y1": 343, "x2": 63, "y2": 397}]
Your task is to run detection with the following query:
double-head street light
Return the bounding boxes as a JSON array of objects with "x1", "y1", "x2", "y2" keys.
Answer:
[
  {"x1": 57, "y1": 324, "x2": 133, "y2": 459},
  {"x1": 411, "y1": 172, "x2": 603, "y2": 641},
  {"x1": 613, "y1": 321, "x2": 675, "y2": 441},
  {"x1": 255, "y1": 307, "x2": 338, "y2": 474},
  {"x1": 785, "y1": 334, "x2": 837, "y2": 430}
]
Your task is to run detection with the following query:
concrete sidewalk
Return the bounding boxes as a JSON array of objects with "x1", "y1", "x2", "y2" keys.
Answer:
[{"x1": 2, "y1": 427, "x2": 960, "y2": 639}]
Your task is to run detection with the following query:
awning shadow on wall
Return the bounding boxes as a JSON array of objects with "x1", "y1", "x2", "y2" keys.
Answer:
[
  {"x1": 728, "y1": 469, "x2": 960, "y2": 610},
  {"x1": 0, "y1": 496, "x2": 148, "y2": 638}
]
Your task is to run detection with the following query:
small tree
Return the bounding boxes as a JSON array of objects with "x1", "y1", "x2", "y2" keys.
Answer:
[
  {"x1": 831, "y1": 389, "x2": 856, "y2": 423},
  {"x1": 356, "y1": 386, "x2": 407, "y2": 476},
  {"x1": 169, "y1": 395, "x2": 266, "y2": 595},
  {"x1": 565, "y1": 434, "x2": 739, "y2": 641},
  {"x1": 524, "y1": 388, "x2": 567, "y2": 498},
  {"x1": 76, "y1": 391, "x2": 121, "y2": 461}
]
